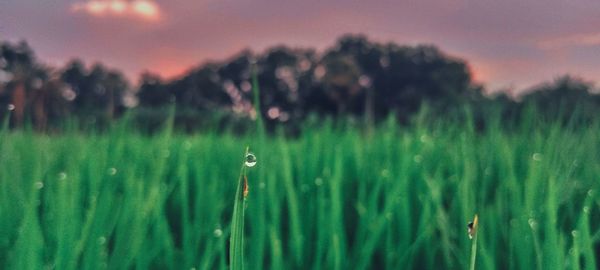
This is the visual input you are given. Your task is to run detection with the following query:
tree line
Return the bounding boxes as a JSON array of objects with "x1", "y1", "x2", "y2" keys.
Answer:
[{"x1": 1, "y1": 34, "x2": 599, "y2": 132}]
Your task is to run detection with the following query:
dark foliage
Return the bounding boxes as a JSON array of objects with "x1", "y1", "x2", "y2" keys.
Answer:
[{"x1": 1, "y1": 35, "x2": 598, "y2": 133}]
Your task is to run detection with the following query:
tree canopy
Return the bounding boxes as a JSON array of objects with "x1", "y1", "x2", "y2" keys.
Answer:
[{"x1": 0, "y1": 35, "x2": 598, "y2": 132}]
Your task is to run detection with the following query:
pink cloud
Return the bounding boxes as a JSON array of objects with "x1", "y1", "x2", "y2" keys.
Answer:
[{"x1": 71, "y1": 0, "x2": 161, "y2": 21}]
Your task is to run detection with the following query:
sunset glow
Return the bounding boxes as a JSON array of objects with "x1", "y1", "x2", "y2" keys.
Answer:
[
  {"x1": 131, "y1": 1, "x2": 160, "y2": 19},
  {"x1": 5, "y1": 0, "x2": 600, "y2": 90},
  {"x1": 71, "y1": 0, "x2": 161, "y2": 21}
]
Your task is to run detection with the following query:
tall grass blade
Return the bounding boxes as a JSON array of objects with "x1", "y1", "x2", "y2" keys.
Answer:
[{"x1": 230, "y1": 147, "x2": 252, "y2": 270}]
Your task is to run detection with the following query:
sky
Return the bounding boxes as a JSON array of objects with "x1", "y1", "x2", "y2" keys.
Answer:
[{"x1": 2, "y1": 0, "x2": 600, "y2": 92}]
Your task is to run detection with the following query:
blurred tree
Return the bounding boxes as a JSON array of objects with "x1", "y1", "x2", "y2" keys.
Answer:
[
  {"x1": 309, "y1": 35, "x2": 480, "y2": 123},
  {"x1": 254, "y1": 47, "x2": 317, "y2": 129},
  {"x1": 520, "y1": 75, "x2": 598, "y2": 121},
  {"x1": 217, "y1": 51, "x2": 254, "y2": 117},
  {"x1": 137, "y1": 72, "x2": 168, "y2": 107},
  {"x1": 31, "y1": 74, "x2": 70, "y2": 130},
  {"x1": 172, "y1": 63, "x2": 231, "y2": 110},
  {"x1": 6, "y1": 35, "x2": 600, "y2": 133},
  {"x1": 0, "y1": 41, "x2": 57, "y2": 128},
  {"x1": 319, "y1": 54, "x2": 363, "y2": 116},
  {"x1": 380, "y1": 44, "x2": 476, "y2": 120},
  {"x1": 333, "y1": 35, "x2": 385, "y2": 122},
  {"x1": 61, "y1": 61, "x2": 130, "y2": 121}
]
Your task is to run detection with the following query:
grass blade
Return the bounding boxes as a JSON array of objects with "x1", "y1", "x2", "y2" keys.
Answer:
[{"x1": 230, "y1": 147, "x2": 253, "y2": 270}]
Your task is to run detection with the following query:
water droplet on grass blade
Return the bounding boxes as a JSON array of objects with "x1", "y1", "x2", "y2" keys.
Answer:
[
  {"x1": 97, "y1": 236, "x2": 106, "y2": 245},
  {"x1": 34, "y1": 181, "x2": 44, "y2": 189},
  {"x1": 7, "y1": 104, "x2": 15, "y2": 111},
  {"x1": 315, "y1": 177, "x2": 323, "y2": 186},
  {"x1": 528, "y1": 218, "x2": 538, "y2": 230},
  {"x1": 245, "y1": 153, "x2": 257, "y2": 167},
  {"x1": 571, "y1": 230, "x2": 579, "y2": 237},
  {"x1": 484, "y1": 167, "x2": 492, "y2": 176},
  {"x1": 381, "y1": 169, "x2": 390, "y2": 178},
  {"x1": 108, "y1": 167, "x2": 117, "y2": 175},
  {"x1": 183, "y1": 141, "x2": 192, "y2": 150},
  {"x1": 532, "y1": 153, "x2": 542, "y2": 161},
  {"x1": 213, "y1": 228, "x2": 223, "y2": 238}
]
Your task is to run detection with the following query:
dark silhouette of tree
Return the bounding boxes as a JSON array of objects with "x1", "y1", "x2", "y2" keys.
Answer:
[
  {"x1": 4, "y1": 36, "x2": 600, "y2": 133},
  {"x1": 137, "y1": 72, "x2": 168, "y2": 107},
  {"x1": 379, "y1": 44, "x2": 475, "y2": 120},
  {"x1": 331, "y1": 35, "x2": 385, "y2": 122},
  {"x1": 319, "y1": 54, "x2": 363, "y2": 116},
  {"x1": 253, "y1": 47, "x2": 317, "y2": 129},
  {"x1": 301, "y1": 35, "x2": 480, "y2": 124},
  {"x1": 171, "y1": 63, "x2": 231, "y2": 110},
  {"x1": 60, "y1": 61, "x2": 129, "y2": 120},
  {"x1": 520, "y1": 75, "x2": 598, "y2": 122},
  {"x1": 0, "y1": 41, "x2": 61, "y2": 129},
  {"x1": 39, "y1": 76, "x2": 70, "y2": 129}
]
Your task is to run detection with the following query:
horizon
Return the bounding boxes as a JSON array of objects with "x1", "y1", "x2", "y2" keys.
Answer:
[{"x1": 3, "y1": 0, "x2": 600, "y2": 92}]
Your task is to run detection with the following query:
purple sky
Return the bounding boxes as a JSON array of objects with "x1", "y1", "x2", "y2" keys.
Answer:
[{"x1": 2, "y1": 0, "x2": 600, "y2": 92}]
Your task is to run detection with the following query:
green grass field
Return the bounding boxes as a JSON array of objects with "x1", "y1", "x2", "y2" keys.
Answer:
[{"x1": 0, "y1": 113, "x2": 598, "y2": 269}]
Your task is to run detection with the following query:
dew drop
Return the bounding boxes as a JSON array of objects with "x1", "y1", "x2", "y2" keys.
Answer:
[
  {"x1": 34, "y1": 181, "x2": 44, "y2": 189},
  {"x1": 528, "y1": 218, "x2": 538, "y2": 230},
  {"x1": 7, "y1": 104, "x2": 15, "y2": 111},
  {"x1": 213, "y1": 228, "x2": 223, "y2": 238},
  {"x1": 532, "y1": 153, "x2": 542, "y2": 161},
  {"x1": 356, "y1": 203, "x2": 367, "y2": 216},
  {"x1": 413, "y1": 155, "x2": 423, "y2": 163},
  {"x1": 183, "y1": 141, "x2": 192, "y2": 150},
  {"x1": 58, "y1": 172, "x2": 67, "y2": 180},
  {"x1": 97, "y1": 236, "x2": 106, "y2": 245},
  {"x1": 583, "y1": 206, "x2": 590, "y2": 214},
  {"x1": 245, "y1": 153, "x2": 257, "y2": 167},
  {"x1": 314, "y1": 177, "x2": 323, "y2": 186},
  {"x1": 571, "y1": 230, "x2": 579, "y2": 237},
  {"x1": 484, "y1": 167, "x2": 493, "y2": 176},
  {"x1": 259, "y1": 182, "x2": 266, "y2": 189},
  {"x1": 107, "y1": 167, "x2": 117, "y2": 175}
]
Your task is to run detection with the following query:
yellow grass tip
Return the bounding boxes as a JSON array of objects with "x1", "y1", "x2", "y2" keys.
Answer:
[{"x1": 468, "y1": 214, "x2": 479, "y2": 239}]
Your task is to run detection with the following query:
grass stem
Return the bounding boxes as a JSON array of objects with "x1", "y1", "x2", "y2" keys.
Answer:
[{"x1": 229, "y1": 147, "x2": 251, "y2": 270}]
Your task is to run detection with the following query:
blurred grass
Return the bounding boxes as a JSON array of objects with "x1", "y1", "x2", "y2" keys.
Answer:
[{"x1": 0, "y1": 110, "x2": 599, "y2": 269}]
